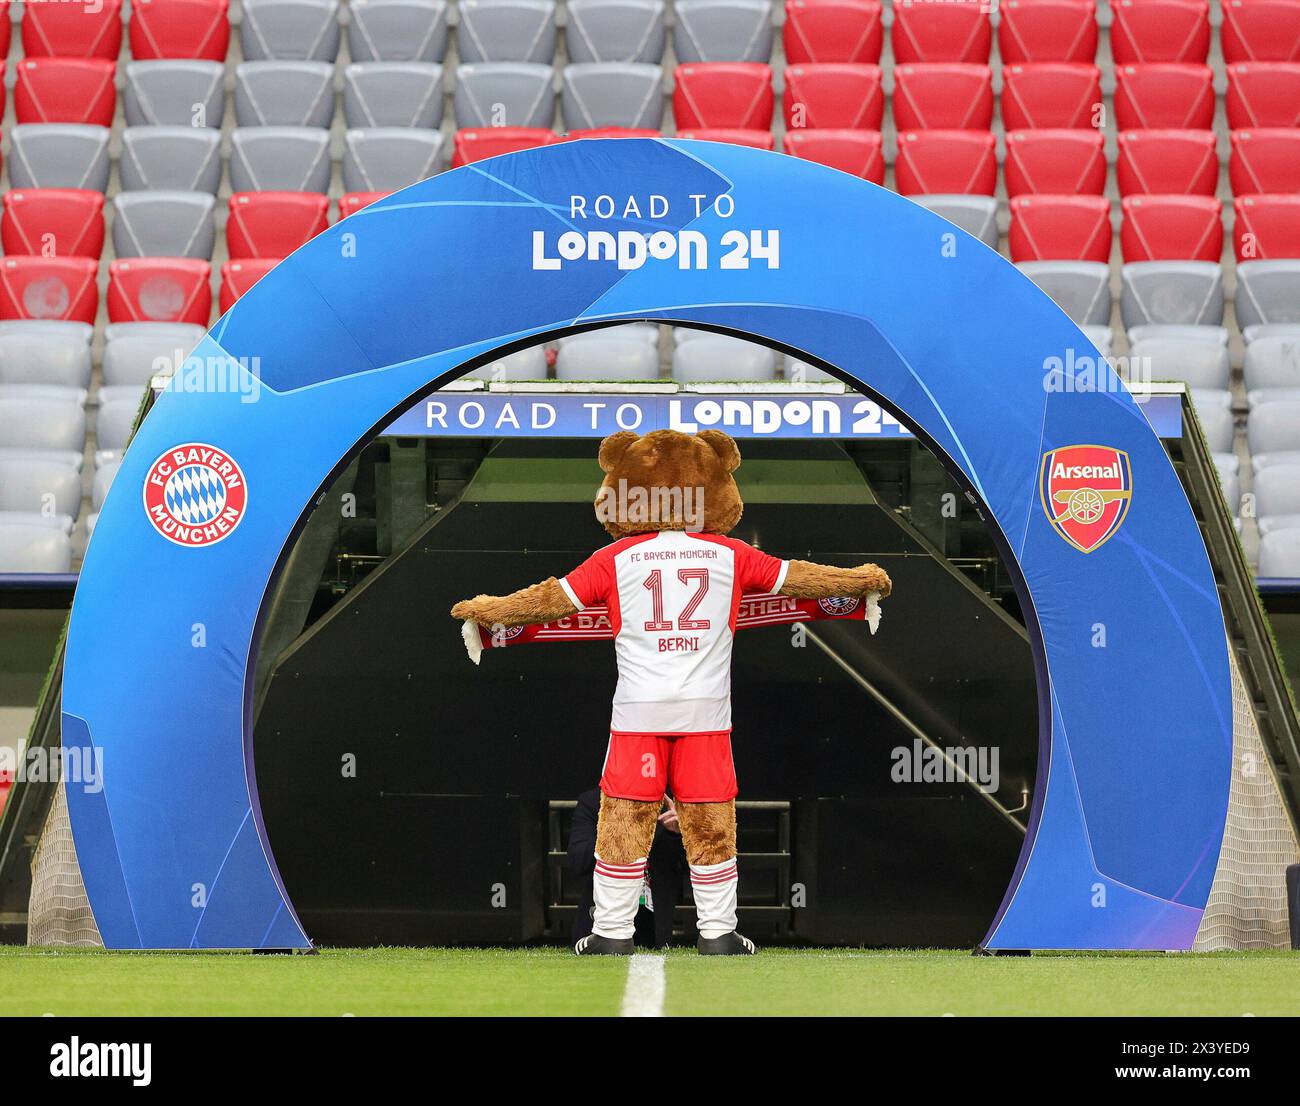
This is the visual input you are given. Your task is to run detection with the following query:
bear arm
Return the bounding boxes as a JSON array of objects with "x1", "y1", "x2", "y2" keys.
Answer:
[
  {"x1": 778, "y1": 559, "x2": 893, "y2": 600},
  {"x1": 449, "y1": 577, "x2": 579, "y2": 628}
]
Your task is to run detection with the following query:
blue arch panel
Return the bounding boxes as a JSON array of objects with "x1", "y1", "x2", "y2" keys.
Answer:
[{"x1": 61, "y1": 140, "x2": 1231, "y2": 949}]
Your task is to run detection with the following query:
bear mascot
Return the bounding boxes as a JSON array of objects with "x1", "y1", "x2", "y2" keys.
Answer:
[{"x1": 451, "y1": 428, "x2": 892, "y2": 955}]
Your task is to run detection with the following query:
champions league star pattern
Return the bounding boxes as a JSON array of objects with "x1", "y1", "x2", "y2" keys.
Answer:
[{"x1": 61, "y1": 140, "x2": 1231, "y2": 951}]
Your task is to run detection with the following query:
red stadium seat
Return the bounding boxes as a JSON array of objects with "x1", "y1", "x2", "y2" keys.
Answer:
[
  {"x1": 1226, "y1": 63, "x2": 1300, "y2": 128},
  {"x1": 673, "y1": 64, "x2": 774, "y2": 131},
  {"x1": 676, "y1": 129, "x2": 776, "y2": 149},
  {"x1": 894, "y1": 130, "x2": 996, "y2": 195},
  {"x1": 1221, "y1": 0, "x2": 1300, "y2": 64},
  {"x1": 1234, "y1": 194, "x2": 1300, "y2": 261},
  {"x1": 1230, "y1": 129, "x2": 1300, "y2": 194},
  {"x1": 130, "y1": 0, "x2": 231, "y2": 61},
  {"x1": 892, "y1": 64, "x2": 993, "y2": 130},
  {"x1": 782, "y1": 129, "x2": 884, "y2": 182},
  {"x1": 1120, "y1": 195, "x2": 1223, "y2": 261},
  {"x1": 891, "y1": 0, "x2": 991, "y2": 63},
  {"x1": 1004, "y1": 129, "x2": 1106, "y2": 197},
  {"x1": 783, "y1": 64, "x2": 884, "y2": 130},
  {"x1": 0, "y1": 3, "x2": 11, "y2": 61},
  {"x1": 783, "y1": 0, "x2": 883, "y2": 64},
  {"x1": 1008, "y1": 195, "x2": 1112, "y2": 262},
  {"x1": 1001, "y1": 63, "x2": 1102, "y2": 130},
  {"x1": 451, "y1": 128, "x2": 562, "y2": 167},
  {"x1": 567, "y1": 128, "x2": 662, "y2": 140},
  {"x1": 338, "y1": 192, "x2": 389, "y2": 219},
  {"x1": 227, "y1": 192, "x2": 329, "y2": 260},
  {"x1": 997, "y1": 0, "x2": 1097, "y2": 64},
  {"x1": 1114, "y1": 64, "x2": 1215, "y2": 129},
  {"x1": 15, "y1": 59, "x2": 116, "y2": 127},
  {"x1": 1, "y1": 190, "x2": 105, "y2": 259},
  {"x1": 108, "y1": 259, "x2": 212, "y2": 325},
  {"x1": 1116, "y1": 129, "x2": 1218, "y2": 196},
  {"x1": 1109, "y1": 0, "x2": 1209, "y2": 65},
  {"x1": 0, "y1": 257, "x2": 99, "y2": 323},
  {"x1": 22, "y1": 0, "x2": 123, "y2": 59},
  {"x1": 220, "y1": 259, "x2": 277, "y2": 314}
]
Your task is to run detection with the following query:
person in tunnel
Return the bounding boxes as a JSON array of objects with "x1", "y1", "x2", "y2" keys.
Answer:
[{"x1": 569, "y1": 788, "x2": 686, "y2": 949}]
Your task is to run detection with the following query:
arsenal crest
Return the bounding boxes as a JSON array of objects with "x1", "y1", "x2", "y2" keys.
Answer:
[{"x1": 1040, "y1": 444, "x2": 1132, "y2": 554}]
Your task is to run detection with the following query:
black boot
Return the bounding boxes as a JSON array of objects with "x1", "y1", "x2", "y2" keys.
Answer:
[
  {"x1": 697, "y1": 931, "x2": 757, "y2": 955},
  {"x1": 573, "y1": 933, "x2": 635, "y2": 956}
]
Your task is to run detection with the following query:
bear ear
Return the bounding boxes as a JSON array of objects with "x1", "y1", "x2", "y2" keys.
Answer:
[
  {"x1": 598, "y1": 430, "x2": 640, "y2": 473},
  {"x1": 698, "y1": 429, "x2": 741, "y2": 473}
]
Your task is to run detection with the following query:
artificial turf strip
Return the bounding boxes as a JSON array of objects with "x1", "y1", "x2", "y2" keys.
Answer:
[{"x1": 0, "y1": 947, "x2": 1296, "y2": 1017}]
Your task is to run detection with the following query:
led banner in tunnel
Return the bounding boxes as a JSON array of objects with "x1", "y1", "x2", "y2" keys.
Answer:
[{"x1": 62, "y1": 140, "x2": 1230, "y2": 950}]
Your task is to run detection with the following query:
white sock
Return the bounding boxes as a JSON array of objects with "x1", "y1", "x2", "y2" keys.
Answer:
[
  {"x1": 690, "y1": 857, "x2": 738, "y2": 939},
  {"x1": 591, "y1": 855, "x2": 647, "y2": 940}
]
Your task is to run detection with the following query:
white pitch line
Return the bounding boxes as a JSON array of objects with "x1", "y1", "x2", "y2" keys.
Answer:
[{"x1": 620, "y1": 953, "x2": 666, "y2": 1017}]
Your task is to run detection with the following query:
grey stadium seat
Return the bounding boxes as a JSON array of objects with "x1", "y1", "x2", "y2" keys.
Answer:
[
  {"x1": 1236, "y1": 262, "x2": 1300, "y2": 329},
  {"x1": 1120, "y1": 262, "x2": 1224, "y2": 328},
  {"x1": 1258, "y1": 529, "x2": 1300, "y2": 577},
  {"x1": 0, "y1": 390, "x2": 87, "y2": 452},
  {"x1": 673, "y1": 0, "x2": 773, "y2": 62},
  {"x1": 1254, "y1": 463, "x2": 1300, "y2": 522},
  {"x1": 454, "y1": 63, "x2": 556, "y2": 128},
  {"x1": 1194, "y1": 400, "x2": 1236, "y2": 454},
  {"x1": 0, "y1": 331, "x2": 92, "y2": 388},
  {"x1": 556, "y1": 336, "x2": 660, "y2": 380},
  {"x1": 1127, "y1": 324, "x2": 1227, "y2": 347},
  {"x1": 459, "y1": 345, "x2": 549, "y2": 381},
  {"x1": 673, "y1": 335, "x2": 778, "y2": 382},
  {"x1": 0, "y1": 321, "x2": 93, "y2": 345},
  {"x1": 95, "y1": 397, "x2": 142, "y2": 453},
  {"x1": 561, "y1": 323, "x2": 659, "y2": 345},
  {"x1": 1129, "y1": 338, "x2": 1230, "y2": 390},
  {"x1": 562, "y1": 64, "x2": 665, "y2": 130},
  {"x1": 457, "y1": 0, "x2": 557, "y2": 64},
  {"x1": 1244, "y1": 323, "x2": 1300, "y2": 344},
  {"x1": 7, "y1": 125, "x2": 111, "y2": 192},
  {"x1": 1244, "y1": 336, "x2": 1300, "y2": 393},
  {"x1": 348, "y1": 0, "x2": 449, "y2": 62},
  {"x1": 104, "y1": 330, "x2": 202, "y2": 387},
  {"x1": 241, "y1": 0, "x2": 342, "y2": 61},
  {"x1": 1016, "y1": 262, "x2": 1111, "y2": 326},
  {"x1": 0, "y1": 515, "x2": 73, "y2": 573},
  {"x1": 125, "y1": 61, "x2": 226, "y2": 128},
  {"x1": 230, "y1": 127, "x2": 332, "y2": 193},
  {"x1": 104, "y1": 322, "x2": 206, "y2": 346},
  {"x1": 342, "y1": 128, "x2": 445, "y2": 191},
  {"x1": 786, "y1": 356, "x2": 835, "y2": 382},
  {"x1": 1247, "y1": 400, "x2": 1300, "y2": 455},
  {"x1": 1252, "y1": 450, "x2": 1300, "y2": 472},
  {"x1": 344, "y1": 63, "x2": 445, "y2": 129},
  {"x1": 566, "y1": 0, "x2": 667, "y2": 64},
  {"x1": 235, "y1": 61, "x2": 337, "y2": 128},
  {"x1": 0, "y1": 453, "x2": 82, "y2": 520},
  {"x1": 1213, "y1": 452, "x2": 1241, "y2": 517},
  {"x1": 915, "y1": 196, "x2": 999, "y2": 250},
  {"x1": 111, "y1": 192, "x2": 217, "y2": 260},
  {"x1": 120, "y1": 127, "x2": 223, "y2": 193},
  {"x1": 92, "y1": 460, "x2": 122, "y2": 511}
]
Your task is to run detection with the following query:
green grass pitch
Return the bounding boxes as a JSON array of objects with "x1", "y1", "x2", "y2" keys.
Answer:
[{"x1": 1, "y1": 947, "x2": 1298, "y2": 1016}]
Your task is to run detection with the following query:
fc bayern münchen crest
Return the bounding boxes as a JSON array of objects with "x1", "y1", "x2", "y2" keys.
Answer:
[
  {"x1": 142, "y1": 444, "x2": 248, "y2": 548},
  {"x1": 1040, "y1": 444, "x2": 1132, "y2": 554},
  {"x1": 818, "y1": 596, "x2": 861, "y2": 616}
]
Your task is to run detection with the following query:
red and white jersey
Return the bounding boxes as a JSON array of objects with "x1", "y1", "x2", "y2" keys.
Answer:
[{"x1": 559, "y1": 531, "x2": 788, "y2": 735}]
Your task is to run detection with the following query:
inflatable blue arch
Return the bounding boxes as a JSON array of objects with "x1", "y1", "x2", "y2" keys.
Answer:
[{"x1": 61, "y1": 140, "x2": 1232, "y2": 951}]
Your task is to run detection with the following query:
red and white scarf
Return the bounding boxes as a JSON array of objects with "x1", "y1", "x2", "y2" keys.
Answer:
[{"x1": 461, "y1": 591, "x2": 881, "y2": 664}]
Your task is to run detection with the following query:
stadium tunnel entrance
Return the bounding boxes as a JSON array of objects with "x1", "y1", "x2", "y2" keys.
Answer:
[{"x1": 250, "y1": 321, "x2": 1040, "y2": 949}]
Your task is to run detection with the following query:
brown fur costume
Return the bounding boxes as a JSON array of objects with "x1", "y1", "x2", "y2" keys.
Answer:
[{"x1": 451, "y1": 429, "x2": 891, "y2": 940}]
